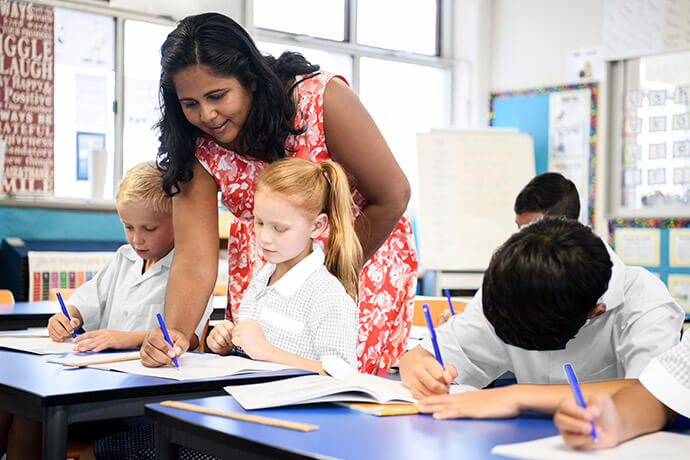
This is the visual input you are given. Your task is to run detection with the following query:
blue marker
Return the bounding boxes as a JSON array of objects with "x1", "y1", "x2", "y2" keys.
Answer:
[
  {"x1": 422, "y1": 303, "x2": 444, "y2": 367},
  {"x1": 443, "y1": 289, "x2": 456, "y2": 316},
  {"x1": 564, "y1": 363, "x2": 598, "y2": 442},
  {"x1": 56, "y1": 292, "x2": 77, "y2": 339},
  {"x1": 156, "y1": 313, "x2": 179, "y2": 368}
]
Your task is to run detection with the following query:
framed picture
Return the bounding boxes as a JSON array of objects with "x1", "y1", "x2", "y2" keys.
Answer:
[{"x1": 76, "y1": 132, "x2": 106, "y2": 181}]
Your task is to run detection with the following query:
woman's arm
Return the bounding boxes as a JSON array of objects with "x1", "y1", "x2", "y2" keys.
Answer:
[
  {"x1": 140, "y1": 159, "x2": 218, "y2": 366},
  {"x1": 323, "y1": 78, "x2": 410, "y2": 262}
]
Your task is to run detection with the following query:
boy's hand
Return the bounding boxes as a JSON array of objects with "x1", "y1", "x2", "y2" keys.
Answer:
[
  {"x1": 231, "y1": 320, "x2": 273, "y2": 361},
  {"x1": 438, "y1": 309, "x2": 452, "y2": 326},
  {"x1": 554, "y1": 393, "x2": 623, "y2": 450},
  {"x1": 401, "y1": 355, "x2": 457, "y2": 398},
  {"x1": 417, "y1": 386, "x2": 521, "y2": 419},
  {"x1": 206, "y1": 320, "x2": 235, "y2": 355},
  {"x1": 140, "y1": 327, "x2": 190, "y2": 367},
  {"x1": 72, "y1": 330, "x2": 141, "y2": 352},
  {"x1": 47, "y1": 308, "x2": 81, "y2": 342}
]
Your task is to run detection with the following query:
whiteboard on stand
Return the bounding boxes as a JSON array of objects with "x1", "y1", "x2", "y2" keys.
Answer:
[{"x1": 416, "y1": 130, "x2": 535, "y2": 271}]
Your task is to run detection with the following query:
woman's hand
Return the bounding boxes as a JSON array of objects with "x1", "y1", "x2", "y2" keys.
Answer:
[
  {"x1": 206, "y1": 320, "x2": 235, "y2": 355},
  {"x1": 73, "y1": 330, "x2": 144, "y2": 352},
  {"x1": 231, "y1": 319, "x2": 274, "y2": 361},
  {"x1": 140, "y1": 327, "x2": 190, "y2": 367}
]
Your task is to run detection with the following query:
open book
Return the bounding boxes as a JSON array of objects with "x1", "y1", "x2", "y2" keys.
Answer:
[{"x1": 225, "y1": 372, "x2": 477, "y2": 410}]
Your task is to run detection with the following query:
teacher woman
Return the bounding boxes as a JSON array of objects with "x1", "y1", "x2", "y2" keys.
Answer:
[{"x1": 141, "y1": 13, "x2": 418, "y2": 373}]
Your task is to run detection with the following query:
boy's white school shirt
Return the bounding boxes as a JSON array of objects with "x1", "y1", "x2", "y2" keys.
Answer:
[
  {"x1": 237, "y1": 244, "x2": 358, "y2": 368},
  {"x1": 421, "y1": 248, "x2": 685, "y2": 387},
  {"x1": 639, "y1": 331, "x2": 690, "y2": 418},
  {"x1": 68, "y1": 245, "x2": 212, "y2": 342}
]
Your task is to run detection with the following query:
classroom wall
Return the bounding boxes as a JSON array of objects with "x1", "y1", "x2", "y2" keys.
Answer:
[{"x1": 490, "y1": 0, "x2": 604, "y2": 92}]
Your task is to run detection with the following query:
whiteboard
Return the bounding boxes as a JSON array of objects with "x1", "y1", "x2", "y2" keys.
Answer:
[{"x1": 416, "y1": 130, "x2": 535, "y2": 271}]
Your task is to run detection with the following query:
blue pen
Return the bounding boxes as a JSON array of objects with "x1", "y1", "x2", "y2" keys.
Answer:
[
  {"x1": 56, "y1": 292, "x2": 77, "y2": 339},
  {"x1": 156, "y1": 313, "x2": 179, "y2": 368},
  {"x1": 422, "y1": 303, "x2": 444, "y2": 367},
  {"x1": 564, "y1": 363, "x2": 598, "y2": 442},
  {"x1": 443, "y1": 289, "x2": 456, "y2": 316}
]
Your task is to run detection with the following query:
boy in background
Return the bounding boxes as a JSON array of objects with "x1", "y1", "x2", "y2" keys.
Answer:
[{"x1": 400, "y1": 217, "x2": 684, "y2": 419}]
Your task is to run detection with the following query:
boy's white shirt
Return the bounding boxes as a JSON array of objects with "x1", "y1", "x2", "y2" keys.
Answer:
[
  {"x1": 639, "y1": 332, "x2": 690, "y2": 418},
  {"x1": 421, "y1": 246, "x2": 685, "y2": 388},
  {"x1": 68, "y1": 245, "x2": 212, "y2": 342}
]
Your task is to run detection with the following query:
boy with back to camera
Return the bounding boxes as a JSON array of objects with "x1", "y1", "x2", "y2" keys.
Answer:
[{"x1": 400, "y1": 217, "x2": 684, "y2": 419}]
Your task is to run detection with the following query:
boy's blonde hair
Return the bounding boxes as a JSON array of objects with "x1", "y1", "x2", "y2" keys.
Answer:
[
  {"x1": 116, "y1": 161, "x2": 172, "y2": 215},
  {"x1": 256, "y1": 158, "x2": 363, "y2": 301}
]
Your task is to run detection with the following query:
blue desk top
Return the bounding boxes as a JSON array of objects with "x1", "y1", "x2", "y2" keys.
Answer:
[
  {"x1": 147, "y1": 395, "x2": 560, "y2": 460},
  {"x1": 0, "y1": 348, "x2": 309, "y2": 406},
  {"x1": 0, "y1": 300, "x2": 59, "y2": 316}
]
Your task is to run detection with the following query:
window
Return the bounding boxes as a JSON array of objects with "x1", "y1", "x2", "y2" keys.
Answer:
[
  {"x1": 257, "y1": 41, "x2": 353, "y2": 84},
  {"x1": 53, "y1": 7, "x2": 115, "y2": 200},
  {"x1": 122, "y1": 20, "x2": 173, "y2": 173},
  {"x1": 252, "y1": 0, "x2": 346, "y2": 41},
  {"x1": 611, "y1": 49, "x2": 690, "y2": 216},
  {"x1": 357, "y1": 0, "x2": 439, "y2": 55}
]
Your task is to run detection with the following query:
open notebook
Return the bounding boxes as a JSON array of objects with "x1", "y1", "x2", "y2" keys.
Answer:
[
  {"x1": 0, "y1": 329, "x2": 75, "y2": 354},
  {"x1": 225, "y1": 372, "x2": 477, "y2": 410}
]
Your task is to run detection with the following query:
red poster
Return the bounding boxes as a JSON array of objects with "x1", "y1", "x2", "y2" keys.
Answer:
[{"x1": 0, "y1": 0, "x2": 54, "y2": 194}]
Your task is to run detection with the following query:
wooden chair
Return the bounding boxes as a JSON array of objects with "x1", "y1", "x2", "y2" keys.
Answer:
[
  {"x1": 0, "y1": 289, "x2": 15, "y2": 304},
  {"x1": 412, "y1": 296, "x2": 468, "y2": 328}
]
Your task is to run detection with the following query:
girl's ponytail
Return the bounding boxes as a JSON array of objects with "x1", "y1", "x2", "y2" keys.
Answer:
[{"x1": 319, "y1": 161, "x2": 362, "y2": 301}]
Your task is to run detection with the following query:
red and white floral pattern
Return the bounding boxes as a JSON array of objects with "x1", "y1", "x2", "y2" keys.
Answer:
[{"x1": 195, "y1": 72, "x2": 418, "y2": 373}]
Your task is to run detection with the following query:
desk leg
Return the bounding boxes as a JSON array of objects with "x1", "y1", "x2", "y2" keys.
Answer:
[
  {"x1": 154, "y1": 422, "x2": 176, "y2": 460},
  {"x1": 42, "y1": 406, "x2": 68, "y2": 460}
]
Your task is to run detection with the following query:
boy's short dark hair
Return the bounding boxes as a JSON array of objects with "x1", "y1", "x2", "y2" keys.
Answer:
[
  {"x1": 514, "y1": 172, "x2": 580, "y2": 219},
  {"x1": 482, "y1": 217, "x2": 612, "y2": 350}
]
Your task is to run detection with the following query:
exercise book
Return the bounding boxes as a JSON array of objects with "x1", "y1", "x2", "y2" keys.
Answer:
[
  {"x1": 491, "y1": 432, "x2": 690, "y2": 459},
  {"x1": 225, "y1": 373, "x2": 477, "y2": 410},
  {"x1": 0, "y1": 329, "x2": 75, "y2": 354}
]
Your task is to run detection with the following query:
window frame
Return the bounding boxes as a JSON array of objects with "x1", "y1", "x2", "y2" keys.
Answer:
[{"x1": 1, "y1": 0, "x2": 453, "y2": 211}]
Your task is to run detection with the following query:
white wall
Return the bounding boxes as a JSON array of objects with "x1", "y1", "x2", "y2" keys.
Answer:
[{"x1": 491, "y1": 0, "x2": 604, "y2": 91}]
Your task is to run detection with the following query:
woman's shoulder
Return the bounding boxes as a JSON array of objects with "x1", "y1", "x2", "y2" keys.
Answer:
[{"x1": 295, "y1": 71, "x2": 347, "y2": 99}]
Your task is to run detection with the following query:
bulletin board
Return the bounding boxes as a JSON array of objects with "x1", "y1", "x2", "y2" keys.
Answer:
[
  {"x1": 490, "y1": 83, "x2": 598, "y2": 226},
  {"x1": 609, "y1": 219, "x2": 690, "y2": 316}
]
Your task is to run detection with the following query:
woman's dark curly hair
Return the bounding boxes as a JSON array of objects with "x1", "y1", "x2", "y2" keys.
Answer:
[{"x1": 156, "y1": 13, "x2": 320, "y2": 196}]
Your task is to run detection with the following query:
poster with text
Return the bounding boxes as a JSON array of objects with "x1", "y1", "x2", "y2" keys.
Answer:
[{"x1": 0, "y1": 0, "x2": 54, "y2": 195}]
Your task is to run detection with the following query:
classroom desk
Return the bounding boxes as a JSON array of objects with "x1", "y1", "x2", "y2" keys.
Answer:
[
  {"x1": 146, "y1": 396, "x2": 559, "y2": 460},
  {"x1": 0, "y1": 298, "x2": 227, "y2": 330},
  {"x1": 0, "y1": 349, "x2": 310, "y2": 460},
  {"x1": 0, "y1": 300, "x2": 59, "y2": 329}
]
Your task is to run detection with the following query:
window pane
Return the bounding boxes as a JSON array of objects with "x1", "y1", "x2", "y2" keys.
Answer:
[
  {"x1": 359, "y1": 58, "x2": 450, "y2": 213},
  {"x1": 253, "y1": 0, "x2": 345, "y2": 41},
  {"x1": 54, "y1": 8, "x2": 116, "y2": 200},
  {"x1": 123, "y1": 20, "x2": 173, "y2": 174},
  {"x1": 621, "y1": 50, "x2": 690, "y2": 210},
  {"x1": 358, "y1": 0, "x2": 438, "y2": 55},
  {"x1": 257, "y1": 41, "x2": 353, "y2": 84}
]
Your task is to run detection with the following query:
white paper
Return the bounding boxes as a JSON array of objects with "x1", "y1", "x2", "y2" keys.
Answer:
[
  {"x1": 0, "y1": 331, "x2": 77, "y2": 355},
  {"x1": 491, "y1": 432, "x2": 690, "y2": 460},
  {"x1": 47, "y1": 350, "x2": 141, "y2": 366},
  {"x1": 669, "y1": 229, "x2": 690, "y2": 266},
  {"x1": 88, "y1": 353, "x2": 292, "y2": 381},
  {"x1": 614, "y1": 228, "x2": 660, "y2": 265}
]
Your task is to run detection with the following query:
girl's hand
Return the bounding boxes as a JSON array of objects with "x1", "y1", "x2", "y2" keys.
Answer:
[
  {"x1": 554, "y1": 393, "x2": 624, "y2": 450},
  {"x1": 73, "y1": 330, "x2": 141, "y2": 352},
  {"x1": 47, "y1": 310, "x2": 81, "y2": 342},
  {"x1": 231, "y1": 319, "x2": 274, "y2": 361},
  {"x1": 206, "y1": 320, "x2": 235, "y2": 355}
]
